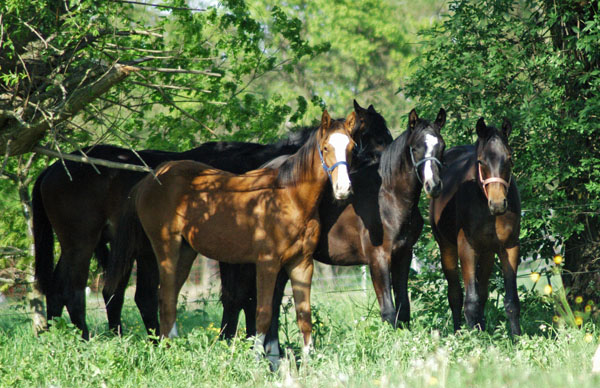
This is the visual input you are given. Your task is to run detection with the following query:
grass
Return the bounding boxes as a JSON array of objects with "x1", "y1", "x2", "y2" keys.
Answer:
[{"x1": 0, "y1": 275, "x2": 599, "y2": 387}]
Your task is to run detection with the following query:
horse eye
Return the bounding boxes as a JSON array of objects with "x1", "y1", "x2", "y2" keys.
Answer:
[{"x1": 323, "y1": 145, "x2": 330, "y2": 152}]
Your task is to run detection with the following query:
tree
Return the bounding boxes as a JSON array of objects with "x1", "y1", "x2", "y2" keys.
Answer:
[
  {"x1": 405, "y1": 0, "x2": 600, "y2": 302},
  {"x1": 0, "y1": 0, "x2": 323, "y2": 300}
]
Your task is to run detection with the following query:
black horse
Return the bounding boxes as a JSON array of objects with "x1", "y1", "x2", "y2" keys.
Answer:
[
  {"x1": 430, "y1": 117, "x2": 521, "y2": 335},
  {"x1": 218, "y1": 108, "x2": 446, "y2": 364},
  {"x1": 32, "y1": 100, "x2": 390, "y2": 339}
]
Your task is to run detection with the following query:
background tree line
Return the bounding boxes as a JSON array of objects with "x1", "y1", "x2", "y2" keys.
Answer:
[{"x1": 1, "y1": 0, "x2": 598, "y2": 303}]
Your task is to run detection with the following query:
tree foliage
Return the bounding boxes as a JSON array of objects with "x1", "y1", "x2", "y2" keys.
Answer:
[{"x1": 405, "y1": 0, "x2": 600, "y2": 300}]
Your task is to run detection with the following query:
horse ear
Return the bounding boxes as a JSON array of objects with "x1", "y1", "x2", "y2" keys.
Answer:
[
  {"x1": 321, "y1": 109, "x2": 331, "y2": 132},
  {"x1": 502, "y1": 118, "x2": 512, "y2": 138},
  {"x1": 345, "y1": 111, "x2": 357, "y2": 135},
  {"x1": 368, "y1": 104, "x2": 376, "y2": 113},
  {"x1": 435, "y1": 108, "x2": 446, "y2": 129},
  {"x1": 408, "y1": 109, "x2": 418, "y2": 131},
  {"x1": 476, "y1": 117, "x2": 490, "y2": 139},
  {"x1": 353, "y1": 99, "x2": 364, "y2": 113}
]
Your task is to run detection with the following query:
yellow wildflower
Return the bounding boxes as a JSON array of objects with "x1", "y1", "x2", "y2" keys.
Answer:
[
  {"x1": 544, "y1": 284, "x2": 553, "y2": 295},
  {"x1": 553, "y1": 254, "x2": 563, "y2": 265},
  {"x1": 530, "y1": 272, "x2": 541, "y2": 282}
]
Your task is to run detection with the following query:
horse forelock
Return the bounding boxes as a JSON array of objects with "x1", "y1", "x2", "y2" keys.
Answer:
[{"x1": 476, "y1": 127, "x2": 512, "y2": 165}]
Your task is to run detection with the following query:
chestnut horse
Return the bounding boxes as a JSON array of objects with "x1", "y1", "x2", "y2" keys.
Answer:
[
  {"x1": 116, "y1": 111, "x2": 357, "y2": 350},
  {"x1": 219, "y1": 108, "x2": 446, "y2": 364},
  {"x1": 430, "y1": 117, "x2": 521, "y2": 335}
]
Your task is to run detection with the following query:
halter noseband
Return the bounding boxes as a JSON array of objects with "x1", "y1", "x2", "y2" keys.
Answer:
[
  {"x1": 478, "y1": 161, "x2": 511, "y2": 200},
  {"x1": 409, "y1": 146, "x2": 443, "y2": 184},
  {"x1": 318, "y1": 142, "x2": 349, "y2": 182}
]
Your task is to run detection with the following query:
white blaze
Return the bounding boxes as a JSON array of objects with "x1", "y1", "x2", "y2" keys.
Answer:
[
  {"x1": 423, "y1": 134, "x2": 439, "y2": 183},
  {"x1": 328, "y1": 133, "x2": 351, "y2": 199}
]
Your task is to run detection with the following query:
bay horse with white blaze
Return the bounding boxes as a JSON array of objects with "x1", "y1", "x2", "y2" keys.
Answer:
[
  {"x1": 218, "y1": 108, "x2": 446, "y2": 363},
  {"x1": 129, "y1": 110, "x2": 357, "y2": 350},
  {"x1": 430, "y1": 117, "x2": 521, "y2": 335}
]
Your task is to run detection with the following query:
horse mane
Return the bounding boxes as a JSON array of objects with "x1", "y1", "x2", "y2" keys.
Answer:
[
  {"x1": 378, "y1": 129, "x2": 409, "y2": 186},
  {"x1": 276, "y1": 128, "x2": 320, "y2": 186}
]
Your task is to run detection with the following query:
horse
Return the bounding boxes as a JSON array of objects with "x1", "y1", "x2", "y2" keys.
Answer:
[
  {"x1": 32, "y1": 100, "x2": 387, "y2": 339},
  {"x1": 218, "y1": 108, "x2": 446, "y2": 363},
  {"x1": 429, "y1": 117, "x2": 521, "y2": 335},
  {"x1": 106, "y1": 110, "x2": 357, "y2": 353}
]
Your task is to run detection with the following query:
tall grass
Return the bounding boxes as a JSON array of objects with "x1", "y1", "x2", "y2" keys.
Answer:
[{"x1": 0, "y1": 278, "x2": 598, "y2": 387}]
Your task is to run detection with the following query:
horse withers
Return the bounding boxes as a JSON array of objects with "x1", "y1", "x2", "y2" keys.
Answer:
[
  {"x1": 109, "y1": 110, "x2": 358, "y2": 353},
  {"x1": 430, "y1": 117, "x2": 521, "y2": 335}
]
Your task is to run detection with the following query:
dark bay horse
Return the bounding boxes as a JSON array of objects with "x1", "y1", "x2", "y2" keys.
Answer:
[
  {"x1": 219, "y1": 108, "x2": 446, "y2": 362},
  {"x1": 430, "y1": 117, "x2": 521, "y2": 335},
  {"x1": 109, "y1": 111, "x2": 357, "y2": 351}
]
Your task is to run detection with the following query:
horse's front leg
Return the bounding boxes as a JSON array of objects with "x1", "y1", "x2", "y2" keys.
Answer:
[
  {"x1": 366, "y1": 245, "x2": 395, "y2": 327},
  {"x1": 254, "y1": 259, "x2": 279, "y2": 353},
  {"x1": 391, "y1": 246, "x2": 413, "y2": 328},
  {"x1": 475, "y1": 252, "x2": 495, "y2": 331},
  {"x1": 153, "y1": 236, "x2": 184, "y2": 339},
  {"x1": 499, "y1": 244, "x2": 521, "y2": 335},
  {"x1": 458, "y1": 230, "x2": 481, "y2": 330}
]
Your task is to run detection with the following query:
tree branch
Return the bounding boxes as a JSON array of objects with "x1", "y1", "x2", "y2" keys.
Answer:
[
  {"x1": 32, "y1": 145, "x2": 154, "y2": 173},
  {"x1": 0, "y1": 64, "x2": 137, "y2": 156}
]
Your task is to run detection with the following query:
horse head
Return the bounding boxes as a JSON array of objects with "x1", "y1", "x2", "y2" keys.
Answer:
[
  {"x1": 475, "y1": 117, "x2": 513, "y2": 215},
  {"x1": 352, "y1": 100, "x2": 394, "y2": 165},
  {"x1": 318, "y1": 110, "x2": 357, "y2": 200},
  {"x1": 406, "y1": 108, "x2": 446, "y2": 198}
]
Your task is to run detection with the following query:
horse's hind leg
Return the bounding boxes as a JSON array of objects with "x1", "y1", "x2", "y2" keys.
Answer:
[
  {"x1": 440, "y1": 242, "x2": 462, "y2": 332},
  {"x1": 134, "y1": 248, "x2": 160, "y2": 337},
  {"x1": 499, "y1": 245, "x2": 521, "y2": 335},
  {"x1": 52, "y1": 243, "x2": 95, "y2": 339}
]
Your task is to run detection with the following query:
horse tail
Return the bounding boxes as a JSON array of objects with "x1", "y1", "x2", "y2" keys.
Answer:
[
  {"x1": 103, "y1": 192, "x2": 143, "y2": 295},
  {"x1": 32, "y1": 169, "x2": 54, "y2": 295}
]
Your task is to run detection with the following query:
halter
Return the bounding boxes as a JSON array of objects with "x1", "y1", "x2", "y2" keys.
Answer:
[
  {"x1": 409, "y1": 146, "x2": 443, "y2": 184},
  {"x1": 478, "y1": 161, "x2": 511, "y2": 200},
  {"x1": 318, "y1": 142, "x2": 349, "y2": 182}
]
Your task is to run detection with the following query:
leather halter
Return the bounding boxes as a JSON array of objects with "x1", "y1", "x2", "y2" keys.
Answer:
[
  {"x1": 409, "y1": 146, "x2": 442, "y2": 184},
  {"x1": 318, "y1": 141, "x2": 349, "y2": 182},
  {"x1": 478, "y1": 161, "x2": 511, "y2": 200}
]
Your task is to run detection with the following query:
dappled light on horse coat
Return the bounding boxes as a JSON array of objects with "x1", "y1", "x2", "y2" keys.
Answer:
[{"x1": 122, "y1": 110, "x2": 358, "y2": 349}]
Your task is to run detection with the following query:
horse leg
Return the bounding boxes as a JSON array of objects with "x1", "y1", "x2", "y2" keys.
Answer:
[
  {"x1": 254, "y1": 259, "x2": 279, "y2": 354},
  {"x1": 103, "y1": 258, "x2": 132, "y2": 335},
  {"x1": 457, "y1": 231, "x2": 480, "y2": 330},
  {"x1": 475, "y1": 252, "x2": 495, "y2": 331},
  {"x1": 55, "y1": 244, "x2": 95, "y2": 340},
  {"x1": 264, "y1": 269, "x2": 290, "y2": 368},
  {"x1": 499, "y1": 245, "x2": 521, "y2": 335},
  {"x1": 153, "y1": 236, "x2": 184, "y2": 339},
  {"x1": 366, "y1": 246, "x2": 395, "y2": 327},
  {"x1": 134, "y1": 248, "x2": 160, "y2": 337},
  {"x1": 391, "y1": 246, "x2": 413, "y2": 328},
  {"x1": 285, "y1": 255, "x2": 314, "y2": 354},
  {"x1": 218, "y1": 262, "x2": 245, "y2": 340},
  {"x1": 241, "y1": 264, "x2": 258, "y2": 338},
  {"x1": 440, "y1": 242, "x2": 462, "y2": 332}
]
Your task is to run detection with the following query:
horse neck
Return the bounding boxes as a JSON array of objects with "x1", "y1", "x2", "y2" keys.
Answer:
[
  {"x1": 383, "y1": 145, "x2": 422, "y2": 202},
  {"x1": 288, "y1": 146, "x2": 329, "y2": 214}
]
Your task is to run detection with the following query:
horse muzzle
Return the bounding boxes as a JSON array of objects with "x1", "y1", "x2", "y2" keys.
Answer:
[
  {"x1": 424, "y1": 179, "x2": 443, "y2": 198},
  {"x1": 488, "y1": 198, "x2": 508, "y2": 215}
]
